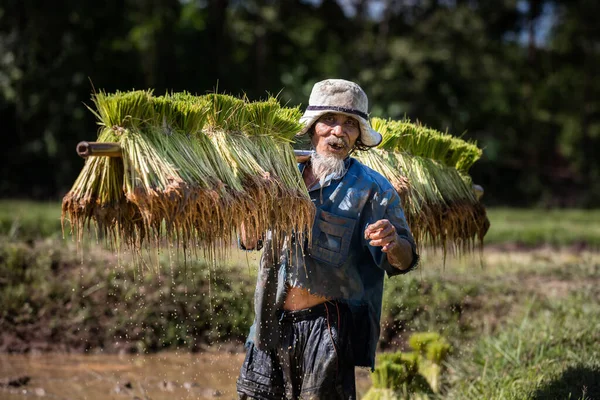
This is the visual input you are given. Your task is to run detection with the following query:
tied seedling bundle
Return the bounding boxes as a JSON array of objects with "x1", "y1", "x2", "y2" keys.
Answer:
[
  {"x1": 62, "y1": 90, "x2": 315, "y2": 258},
  {"x1": 363, "y1": 332, "x2": 452, "y2": 399},
  {"x1": 356, "y1": 118, "x2": 489, "y2": 255}
]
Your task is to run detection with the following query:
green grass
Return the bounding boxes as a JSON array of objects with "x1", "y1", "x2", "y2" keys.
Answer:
[
  {"x1": 378, "y1": 249, "x2": 600, "y2": 399},
  {"x1": 445, "y1": 293, "x2": 600, "y2": 399},
  {"x1": 484, "y1": 208, "x2": 600, "y2": 247},
  {"x1": 0, "y1": 200, "x2": 62, "y2": 240}
]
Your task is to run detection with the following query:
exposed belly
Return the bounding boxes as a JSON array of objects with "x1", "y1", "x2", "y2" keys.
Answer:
[{"x1": 282, "y1": 285, "x2": 329, "y2": 311}]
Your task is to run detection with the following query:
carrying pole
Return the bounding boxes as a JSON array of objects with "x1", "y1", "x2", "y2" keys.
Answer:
[
  {"x1": 76, "y1": 141, "x2": 122, "y2": 158},
  {"x1": 76, "y1": 141, "x2": 313, "y2": 163}
]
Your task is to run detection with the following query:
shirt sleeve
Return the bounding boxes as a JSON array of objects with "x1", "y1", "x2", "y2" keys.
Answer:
[{"x1": 363, "y1": 188, "x2": 419, "y2": 277}]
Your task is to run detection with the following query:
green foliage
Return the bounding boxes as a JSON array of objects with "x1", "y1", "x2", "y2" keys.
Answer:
[
  {"x1": 379, "y1": 244, "x2": 600, "y2": 399},
  {"x1": 1, "y1": 0, "x2": 599, "y2": 207},
  {"x1": 382, "y1": 274, "x2": 481, "y2": 346},
  {"x1": 445, "y1": 293, "x2": 600, "y2": 399}
]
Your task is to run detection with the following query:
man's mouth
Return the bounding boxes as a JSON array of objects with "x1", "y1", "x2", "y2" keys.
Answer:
[{"x1": 327, "y1": 141, "x2": 347, "y2": 152}]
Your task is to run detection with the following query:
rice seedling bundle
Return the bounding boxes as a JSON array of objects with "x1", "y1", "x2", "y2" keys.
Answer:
[
  {"x1": 357, "y1": 118, "x2": 489, "y2": 254},
  {"x1": 363, "y1": 332, "x2": 451, "y2": 399},
  {"x1": 62, "y1": 90, "x2": 314, "y2": 258},
  {"x1": 62, "y1": 91, "x2": 154, "y2": 249},
  {"x1": 64, "y1": 89, "x2": 487, "y2": 260}
]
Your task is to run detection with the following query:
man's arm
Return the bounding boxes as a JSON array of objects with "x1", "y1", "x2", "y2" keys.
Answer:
[{"x1": 364, "y1": 219, "x2": 414, "y2": 270}]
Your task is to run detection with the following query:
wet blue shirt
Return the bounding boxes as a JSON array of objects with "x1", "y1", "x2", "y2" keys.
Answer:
[{"x1": 246, "y1": 157, "x2": 419, "y2": 370}]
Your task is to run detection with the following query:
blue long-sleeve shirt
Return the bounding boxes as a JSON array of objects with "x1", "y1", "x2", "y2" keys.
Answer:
[{"x1": 246, "y1": 157, "x2": 419, "y2": 370}]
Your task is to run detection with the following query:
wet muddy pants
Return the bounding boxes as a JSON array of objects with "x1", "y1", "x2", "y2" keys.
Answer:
[{"x1": 237, "y1": 301, "x2": 356, "y2": 400}]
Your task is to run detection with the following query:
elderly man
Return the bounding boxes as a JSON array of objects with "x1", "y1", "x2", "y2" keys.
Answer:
[{"x1": 237, "y1": 79, "x2": 419, "y2": 400}]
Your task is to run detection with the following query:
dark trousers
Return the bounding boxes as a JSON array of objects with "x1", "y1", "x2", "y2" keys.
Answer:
[{"x1": 237, "y1": 301, "x2": 356, "y2": 400}]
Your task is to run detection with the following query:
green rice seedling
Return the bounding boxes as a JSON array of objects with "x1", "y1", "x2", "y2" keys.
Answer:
[
  {"x1": 384, "y1": 121, "x2": 454, "y2": 165},
  {"x1": 62, "y1": 91, "x2": 157, "y2": 249},
  {"x1": 373, "y1": 118, "x2": 482, "y2": 174},
  {"x1": 404, "y1": 155, "x2": 448, "y2": 250},
  {"x1": 273, "y1": 105, "x2": 306, "y2": 142},
  {"x1": 148, "y1": 94, "x2": 234, "y2": 255},
  {"x1": 424, "y1": 159, "x2": 480, "y2": 253},
  {"x1": 63, "y1": 89, "x2": 487, "y2": 262},
  {"x1": 356, "y1": 149, "x2": 410, "y2": 199},
  {"x1": 365, "y1": 117, "x2": 489, "y2": 254},
  {"x1": 408, "y1": 332, "x2": 451, "y2": 393},
  {"x1": 355, "y1": 149, "x2": 430, "y2": 249},
  {"x1": 63, "y1": 90, "x2": 315, "y2": 261},
  {"x1": 445, "y1": 137, "x2": 482, "y2": 174},
  {"x1": 203, "y1": 95, "x2": 273, "y2": 248},
  {"x1": 92, "y1": 92, "x2": 191, "y2": 251},
  {"x1": 364, "y1": 350, "x2": 432, "y2": 400},
  {"x1": 376, "y1": 352, "x2": 421, "y2": 386},
  {"x1": 364, "y1": 333, "x2": 451, "y2": 399},
  {"x1": 242, "y1": 98, "x2": 314, "y2": 249},
  {"x1": 408, "y1": 332, "x2": 451, "y2": 364},
  {"x1": 371, "y1": 117, "x2": 397, "y2": 148}
]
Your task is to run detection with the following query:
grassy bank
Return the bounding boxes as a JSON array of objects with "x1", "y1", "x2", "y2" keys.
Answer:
[
  {"x1": 1, "y1": 200, "x2": 600, "y2": 398},
  {"x1": 381, "y1": 250, "x2": 600, "y2": 399},
  {"x1": 484, "y1": 208, "x2": 600, "y2": 248},
  {"x1": 0, "y1": 238, "x2": 259, "y2": 353},
  {"x1": 0, "y1": 200, "x2": 62, "y2": 240},
  {"x1": 446, "y1": 292, "x2": 600, "y2": 399}
]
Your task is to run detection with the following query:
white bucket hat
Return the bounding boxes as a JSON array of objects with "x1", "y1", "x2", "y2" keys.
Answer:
[{"x1": 298, "y1": 79, "x2": 382, "y2": 147}]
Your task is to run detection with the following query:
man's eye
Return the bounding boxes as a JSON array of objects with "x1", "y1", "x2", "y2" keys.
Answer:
[{"x1": 345, "y1": 119, "x2": 358, "y2": 126}]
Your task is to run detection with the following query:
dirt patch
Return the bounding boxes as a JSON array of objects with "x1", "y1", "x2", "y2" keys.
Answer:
[{"x1": 522, "y1": 276, "x2": 600, "y2": 299}]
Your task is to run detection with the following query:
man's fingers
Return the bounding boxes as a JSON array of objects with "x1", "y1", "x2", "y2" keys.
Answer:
[
  {"x1": 366, "y1": 219, "x2": 390, "y2": 231},
  {"x1": 369, "y1": 235, "x2": 395, "y2": 248},
  {"x1": 365, "y1": 220, "x2": 396, "y2": 241},
  {"x1": 364, "y1": 219, "x2": 393, "y2": 239},
  {"x1": 367, "y1": 224, "x2": 395, "y2": 240},
  {"x1": 382, "y1": 241, "x2": 398, "y2": 253}
]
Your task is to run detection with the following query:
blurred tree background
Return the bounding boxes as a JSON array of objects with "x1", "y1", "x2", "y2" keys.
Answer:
[{"x1": 0, "y1": 0, "x2": 598, "y2": 206}]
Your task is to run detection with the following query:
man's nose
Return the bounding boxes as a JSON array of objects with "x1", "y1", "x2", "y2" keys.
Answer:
[{"x1": 331, "y1": 124, "x2": 344, "y2": 136}]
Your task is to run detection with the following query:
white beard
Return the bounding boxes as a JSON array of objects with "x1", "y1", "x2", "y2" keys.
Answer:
[{"x1": 310, "y1": 151, "x2": 346, "y2": 185}]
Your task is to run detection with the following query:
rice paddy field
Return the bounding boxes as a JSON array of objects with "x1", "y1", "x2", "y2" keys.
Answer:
[{"x1": 1, "y1": 200, "x2": 599, "y2": 399}]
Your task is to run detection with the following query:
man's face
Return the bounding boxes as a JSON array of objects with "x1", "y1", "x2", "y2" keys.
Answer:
[{"x1": 311, "y1": 113, "x2": 360, "y2": 159}]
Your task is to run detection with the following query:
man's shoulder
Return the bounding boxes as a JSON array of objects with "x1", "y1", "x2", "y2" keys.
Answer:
[{"x1": 348, "y1": 157, "x2": 395, "y2": 192}]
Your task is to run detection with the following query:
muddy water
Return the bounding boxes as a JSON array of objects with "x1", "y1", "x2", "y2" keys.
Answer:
[
  {"x1": 0, "y1": 352, "x2": 244, "y2": 400},
  {"x1": 0, "y1": 352, "x2": 372, "y2": 399}
]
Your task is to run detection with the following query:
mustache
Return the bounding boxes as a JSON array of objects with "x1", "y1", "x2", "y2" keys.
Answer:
[{"x1": 325, "y1": 137, "x2": 349, "y2": 148}]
